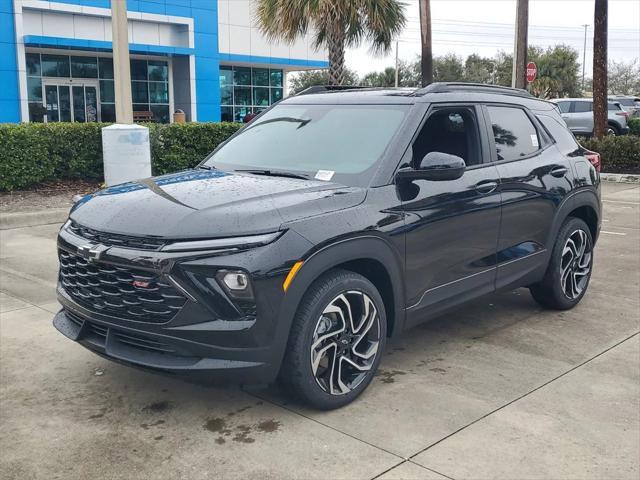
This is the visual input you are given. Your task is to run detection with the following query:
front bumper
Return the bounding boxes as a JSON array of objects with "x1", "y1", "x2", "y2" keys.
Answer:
[
  {"x1": 53, "y1": 307, "x2": 270, "y2": 383},
  {"x1": 53, "y1": 222, "x2": 314, "y2": 384}
]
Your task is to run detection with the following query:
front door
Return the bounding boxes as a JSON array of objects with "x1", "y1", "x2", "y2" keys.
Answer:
[
  {"x1": 43, "y1": 80, "x2": 100, "y2": 123},
  {"x1": 401, "y1": 104, "x2": 502, "y2": 327}
]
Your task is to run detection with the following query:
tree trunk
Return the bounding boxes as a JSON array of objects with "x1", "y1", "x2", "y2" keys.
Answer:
[
  {"x1": 419, "y1": 0, "x2": 433, "y2": 87},
  {"x1": 327, "y1": 30, "x2": 346, "y2": 86},
  {"x1": 593, "y1": 0, "x2": 608, "y2": 139},
  {"x1": 512, "y1": 0, "x2": 529, "y2": 89}
]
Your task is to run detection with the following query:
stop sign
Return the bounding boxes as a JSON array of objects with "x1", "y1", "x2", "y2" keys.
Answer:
[{"x1": 526, "y1": 62, "x2": 537, "y2": 83}]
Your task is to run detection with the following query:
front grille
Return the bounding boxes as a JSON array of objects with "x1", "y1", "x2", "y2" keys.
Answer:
[
  {"x1": 68, "y1": 221, "x2": 165, "y2": 251},
  {"x1": 59, "y1": 250, "x2": 186, "y2": 323}
]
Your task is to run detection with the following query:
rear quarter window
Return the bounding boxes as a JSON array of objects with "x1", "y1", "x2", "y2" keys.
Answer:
[
  {"x1": 486, "y1": 106, "x2": 541, "y2": 162},
  {"x1": 536, "y1": 114, "x2": 580, "y2": 155}
]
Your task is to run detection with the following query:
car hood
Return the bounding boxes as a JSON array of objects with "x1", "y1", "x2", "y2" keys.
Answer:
[{"x1": 70, "y1": 169, "x2": 366, "y2": 238}]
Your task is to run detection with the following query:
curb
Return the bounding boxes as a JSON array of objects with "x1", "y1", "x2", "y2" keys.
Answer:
[
  {"x1": 0, "y1": 208, "x2": 69, "y2": 230},
  {"x1": 600, "y1": 173, "x2": 640, "y2": 184}
]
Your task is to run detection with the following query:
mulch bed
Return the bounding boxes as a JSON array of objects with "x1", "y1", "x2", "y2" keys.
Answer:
[{"x1": 0, "y1": 180, "x2": 102, "y2": 213}]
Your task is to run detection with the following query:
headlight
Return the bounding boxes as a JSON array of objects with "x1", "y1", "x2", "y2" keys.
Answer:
[{"x1": 161, "y1": 231, "x2": 282, "y2": 252}]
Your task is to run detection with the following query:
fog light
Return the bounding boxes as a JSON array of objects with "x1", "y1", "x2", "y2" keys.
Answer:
[
  {"x1": 223, "y1": 272, "x2": 248, "y2": 290},
  {"x1": 215, "y1": 270, "x2": 254, "y2": 301}
]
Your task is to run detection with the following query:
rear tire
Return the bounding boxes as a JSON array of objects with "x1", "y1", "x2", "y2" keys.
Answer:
[
  {"x1": 530, "y1": 217, "x2": 594, "y2": 310},
  {"x1": 279, "y1": 269, "x2": 386, "y2": 410},
  {"x1": 606, "y1": 123, "x2": 620, "y2": 136}
]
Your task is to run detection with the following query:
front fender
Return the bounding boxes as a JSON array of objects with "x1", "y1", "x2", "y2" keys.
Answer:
[{"x1": 268, "y1": 234, "x2": 406, "y2": 376}]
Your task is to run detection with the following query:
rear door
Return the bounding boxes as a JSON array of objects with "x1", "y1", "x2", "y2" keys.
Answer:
[
  {"x1": 482, "y1": 104, "x2": 575, "y2": 290},
  {"x1": 570, "y1": 101, "x2": 594, "y2": 135}
]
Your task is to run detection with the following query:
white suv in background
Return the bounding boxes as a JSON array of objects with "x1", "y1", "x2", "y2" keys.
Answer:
[{"x1": 552, "y1": 98, "x2": 630, "y2": 136}]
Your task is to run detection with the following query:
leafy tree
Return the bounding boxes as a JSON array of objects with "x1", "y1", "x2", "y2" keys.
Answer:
[
  {"x1": 529, "y1": 45, "x2": 581, "y2": 98},
  {"x1": 494, "y1": 51, "x2": 514, "y2": 86},
  {"x1": 608, "y1": 59, "x2": 640, "y2": 95},
  {"x1": 433, "y1": 54, "x2": 464, "y2": 82},
  {"x1": 288, "y1": 68, "x2": 360, "y2": 94},
  {"x1": 256, "y1": 0, "x2": 406, "y2": 85},
  {"x1": 464, "y1": 54, "x2": 496, "y2": 84},
  {"x1": 360, "y1": 60, "x2": 420, "y2": 87}
]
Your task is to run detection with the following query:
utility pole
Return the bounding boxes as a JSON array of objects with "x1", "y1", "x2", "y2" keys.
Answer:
[
  {"x1": 111, "y1": 0, "x2": 133, "y2": 123},
  {"x1": 581, "y1": 24, "x2": 589, "y2": 91},
  {"x1": 419, "y1": 0, "x2": 433, "y2": 87},
  {"x1": 394, "y1": 40, "x2": 399, "y2": 87},
  {"x1": 511, "y1": 0, "x2": 529, "y2": 89},
  {"x1": 592, "y1": 0, "x2": 608, "y2": 138}
]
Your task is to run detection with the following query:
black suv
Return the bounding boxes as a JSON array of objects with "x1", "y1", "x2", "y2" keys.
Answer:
[{"x1": 54, "y1": 83, "x2": 601, "y2": 409}]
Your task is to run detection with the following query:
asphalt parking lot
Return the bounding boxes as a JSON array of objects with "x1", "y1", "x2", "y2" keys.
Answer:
[{"x1": 1, "y1": 182, "x2": 638, "y2": 480}]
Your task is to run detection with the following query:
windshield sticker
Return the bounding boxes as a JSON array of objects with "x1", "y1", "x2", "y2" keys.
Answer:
[
  {"x1": 531, "y1": 134, "x2": 539, "y2": 147},
  {"x1": 315, "y1": 170, "x2": 335, "y2": 181}
]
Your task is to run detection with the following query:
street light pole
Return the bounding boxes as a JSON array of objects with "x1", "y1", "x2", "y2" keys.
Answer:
[
  {"x1": 581, "y1": 24, "x2": 589, "y2": 91},
  {"x1": 394, "y1": 40, "x2": 399, "y2": 87},
  {"x1": 111, "y1": 0, "x2": 133, "y2": 124}
]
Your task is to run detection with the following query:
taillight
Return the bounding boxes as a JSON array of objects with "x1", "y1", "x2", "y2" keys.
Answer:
[
  {"x1": 615, "y1": 111, "x2": 629, "y2": 119},
  {"x1": 584, "y1": 150, "x2": 601, "y2": 172}
]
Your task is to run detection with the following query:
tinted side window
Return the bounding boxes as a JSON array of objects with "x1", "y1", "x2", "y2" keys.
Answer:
[
  {"x1": 573, "y1": 101, "x2": 592, "y2": 113},
  {"x1": 487, "y1": 106, "x2": 540, "y2": 162},
  {"x1": 608, "y1": 103, "x2": 622, "y2": 111},
  {"x1": 536, "y1": 114, "x2": 580, "y2": 155},
  {"x1": 556, "y1": 101, "x2": 570, "y2": 113}
]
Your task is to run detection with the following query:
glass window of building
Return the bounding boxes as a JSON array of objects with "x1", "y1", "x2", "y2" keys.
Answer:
[
  {"x1": 26, "y1": 53, "x2": 170, "y2": 124},
  {"x1": 220, "y1": 66, "x2": 285, "y2": 122}
]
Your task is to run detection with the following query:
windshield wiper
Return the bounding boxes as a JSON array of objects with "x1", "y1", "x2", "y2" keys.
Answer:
[
  {"x1": 198, "y1": 164, "x2": 216, "y2": 170},
  {"x1": 234, "y1": 169, "x2": 309, "y2": 180}
]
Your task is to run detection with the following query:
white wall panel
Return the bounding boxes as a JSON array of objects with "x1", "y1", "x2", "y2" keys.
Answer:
[
  {"x1": 228, "y1": 24, "x2": 251, "y2": 53},
  {"x1": 73, "y1": 14, "x2": 105, "y2": 41},
  {"x1": 218, "y1": 0, "x2": 229, "y2": 24},
  {"x1": 22, "y1": 10, "x2": 43, "y2": 36},
  {"x1": 130, "y1": 22, "x2": 160, "y2": 45},
  {"x1": 41, "y1": 11, "x2": 73, "y2": 37},
  {"x1": 228, "y1": 0, "x2": 250, "y2": 27},
  {"x1": 250, "y1": 27, "x2": 269, "y2": 57},
  {"x1": 218, "y1": 22, "x2": 230, "y2": 53}
]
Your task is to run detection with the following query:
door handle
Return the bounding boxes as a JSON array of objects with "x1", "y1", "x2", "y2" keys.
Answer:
[
  {"x1": 550, "y1": 167, "x2": 568, "y2": 178},
  {"x1": 475, "y1": 181, "x2": 498, "y2": 194}
]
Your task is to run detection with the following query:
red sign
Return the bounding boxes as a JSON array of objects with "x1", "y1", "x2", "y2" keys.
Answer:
[{"x1": 526, "y1": 62, "x2": 537, "y2": 83}]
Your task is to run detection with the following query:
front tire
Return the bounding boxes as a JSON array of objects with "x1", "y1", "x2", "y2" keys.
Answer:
[
  {"x1": 279, "y1": 269, "x2": 386, "y2": 410},
  {"x1": 530, "y1": 217, "x2": 594, "y2": 310}
]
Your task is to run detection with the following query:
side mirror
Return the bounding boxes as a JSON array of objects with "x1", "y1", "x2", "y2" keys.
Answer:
[{"x1": 397, "y1": 152, "x2": 466, "y2": 182}]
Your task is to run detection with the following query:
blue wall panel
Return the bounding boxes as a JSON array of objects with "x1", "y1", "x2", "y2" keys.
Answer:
[{"x1": 0, "y1": 4, "x2": 20, "y2": 122}]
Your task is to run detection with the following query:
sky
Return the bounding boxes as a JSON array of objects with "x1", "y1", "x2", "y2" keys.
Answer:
[{"x1": 345, "y1": 0, "x2": 640, "y2": 78}]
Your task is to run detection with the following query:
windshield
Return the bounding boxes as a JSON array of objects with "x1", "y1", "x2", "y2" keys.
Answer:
[{"x1": 203, "y1": 104, "x2": 409, "y2": 187}]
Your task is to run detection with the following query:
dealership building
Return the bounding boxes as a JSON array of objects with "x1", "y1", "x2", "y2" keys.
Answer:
[{"x1": 1, "y1": 0, "x2": 328, "y2": 123}]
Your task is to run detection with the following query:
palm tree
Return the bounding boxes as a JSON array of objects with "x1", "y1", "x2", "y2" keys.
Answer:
[
  {"x1": 592, "y1": 0, "x2": 608, "y2": 138},
  {"x1": 256, "y1": 0, "x2": 406, "y2": 85}
]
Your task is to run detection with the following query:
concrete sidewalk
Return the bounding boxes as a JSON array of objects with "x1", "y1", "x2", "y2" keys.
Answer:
[{"x1": 1, "y1": 183, "x2": 638, "y2": 480}]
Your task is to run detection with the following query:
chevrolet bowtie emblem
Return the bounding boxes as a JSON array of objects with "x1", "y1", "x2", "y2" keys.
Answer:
[{"x1": 77, "y1": 244, "x2": 109, "y2": 262}]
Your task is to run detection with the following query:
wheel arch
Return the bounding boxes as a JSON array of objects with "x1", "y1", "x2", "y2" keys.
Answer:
[
  {"x1": 279, "y1": 235, "x2": 406, "y2": 340},
  {"x1": 547, "y1": 189, "x2": 601, "y2": 249}
]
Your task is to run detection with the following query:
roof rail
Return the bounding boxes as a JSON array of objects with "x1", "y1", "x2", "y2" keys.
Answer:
[
  {"x1": 414, "y1": 82, "x2": 534, "y2": 98},
  {"x1": 296, "y1": 85, "x2": 370, "y2": 96}
]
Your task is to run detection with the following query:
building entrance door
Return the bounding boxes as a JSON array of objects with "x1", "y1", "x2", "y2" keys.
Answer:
[{"x1": 43, "y1": 80, "x2": 100, "y2": 122}]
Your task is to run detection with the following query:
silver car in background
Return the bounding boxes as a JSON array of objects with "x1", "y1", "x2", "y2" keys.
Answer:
[
  {"x1": 609, "y1": 95, "x2": 640, "y2": 118},
  {"x1": 552, "y1": 98, "x2": 630, "y2": 136}
]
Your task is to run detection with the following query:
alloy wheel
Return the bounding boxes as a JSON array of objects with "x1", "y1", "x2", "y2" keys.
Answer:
[
  {"x1": 560, "y1": 229, "x2": 592, "y2": 299},
  {"x1": 310, "y1": 291, "x2": 381, "y2": 395}
]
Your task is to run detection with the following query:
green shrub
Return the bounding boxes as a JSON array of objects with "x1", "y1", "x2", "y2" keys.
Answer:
[
  {"x1": 579, "y1": 135, "x2": 640, "y2": 174},
  {"x1": 0, "y1": 122, "x2": 242, "y2": 191},
  {"x1": 628, "y1": 117, "x2": 640, "y2": 136}
]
